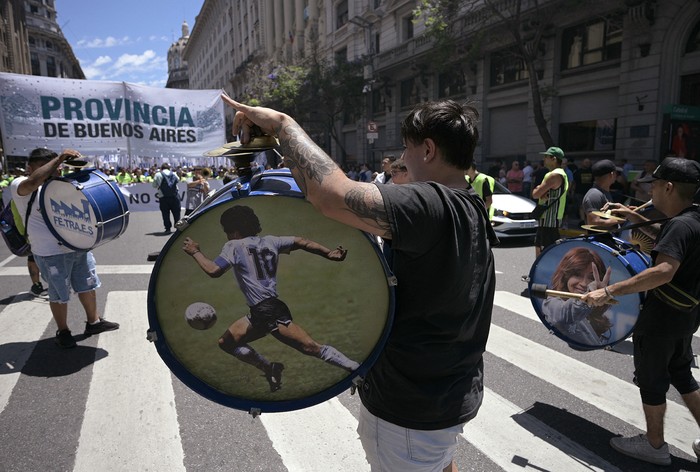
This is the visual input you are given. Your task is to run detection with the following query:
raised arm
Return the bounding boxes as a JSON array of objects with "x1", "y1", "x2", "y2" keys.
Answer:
[
  {"x1": 222, "y1": 96, "x2": 392, "y2": 239},
  {"x1": 182, "y1": 237, "x2": 228, "y2": 278},
  {"x1": 292, "y1": 237, "x2": 347, "y2": 261},
  {"x1": 16, "y1": 149, "x2": 79, "y2": 197}
]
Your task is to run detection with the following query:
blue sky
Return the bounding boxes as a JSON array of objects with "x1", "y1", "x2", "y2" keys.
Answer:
[{"x1": 56, "y1": 0, "x2": 203, "y2": 87}]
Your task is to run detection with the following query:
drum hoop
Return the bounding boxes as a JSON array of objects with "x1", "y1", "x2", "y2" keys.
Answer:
[
  {"x1": 529, "y1": 237, "x2": 648, "y2": 350},
  {"x1": 147, "y1": 184, "x2": 395, "y2": 413},
  {"x1": 39, "y1": 169, "x2": 129, "y2": 251}
]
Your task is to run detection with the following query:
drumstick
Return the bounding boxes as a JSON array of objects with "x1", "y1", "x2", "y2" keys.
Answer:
[
  {"x1": 632, "y1": 200, "x2": 652, "y2": 212},
  {"x1": 530, "y1": 283, "x2": 619, "y2": 305}
]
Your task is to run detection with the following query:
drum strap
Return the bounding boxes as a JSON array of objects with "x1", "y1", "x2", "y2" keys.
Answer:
[
  {"x1": 651, "y1": 284, "x2": 700, "y2": 313},
  {"x1": 22, "y1": 191, "x2": 38, "y2": 241}
]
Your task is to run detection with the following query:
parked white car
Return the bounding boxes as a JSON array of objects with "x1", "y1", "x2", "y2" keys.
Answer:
[{"x1": 490, "y1": 181, "x2": 538, "y2": 238}]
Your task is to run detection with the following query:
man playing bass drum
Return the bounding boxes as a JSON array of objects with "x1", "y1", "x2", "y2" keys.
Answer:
[{"x1": 583, "y1": 157, "x2": 700, "y2": 466}]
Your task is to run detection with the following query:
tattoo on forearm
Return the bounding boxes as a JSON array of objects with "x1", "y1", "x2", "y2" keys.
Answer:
[
  {"x1": 276, "y1": 122, "x2": 336, "y2": 187},
  {"x1": 344, "y1": 187, "x2": 391, "y2": 237}
]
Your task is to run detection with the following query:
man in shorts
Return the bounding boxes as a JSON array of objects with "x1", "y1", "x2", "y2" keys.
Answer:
[
  {"x1": 182, "y1": 204, "x2": 359, "y2": 392},
  {"x1": 11, "y1": 148, "x2": 119, "y2": 348},
  {"x1": 224, "y1": 97, "x2": 497, "y2": 472},
  {"x1": 532, "y1": 146, "x2": 568, "y2": 257}
]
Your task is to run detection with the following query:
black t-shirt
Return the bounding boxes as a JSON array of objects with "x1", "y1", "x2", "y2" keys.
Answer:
[
  {"x1": 635, "y1": 205, "x2": 700, "y2": 336},
  {"x1": 574, "y1": 168, "x2": 594, "y2": 195},
  {"x1": 358, "y1": 181, "x2": 498, "y2": 430}
]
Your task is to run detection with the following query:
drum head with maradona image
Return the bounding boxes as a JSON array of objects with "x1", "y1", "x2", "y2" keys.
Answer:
[
  {"x1": 528, "y1": 235, "x2": 650, "y2": 350},
  {"x1": 147, "y1": 169, "x2": 394, "y2": 414}
]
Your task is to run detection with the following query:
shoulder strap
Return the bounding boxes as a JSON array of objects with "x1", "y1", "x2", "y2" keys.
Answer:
[{"x1": 24, "y1": 191, "x2": 38, "y2": 239}]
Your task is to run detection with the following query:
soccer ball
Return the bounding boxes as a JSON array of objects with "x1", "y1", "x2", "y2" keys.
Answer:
[{"x1": 185, "y1": 302, "x2": 217, "y2": 330}]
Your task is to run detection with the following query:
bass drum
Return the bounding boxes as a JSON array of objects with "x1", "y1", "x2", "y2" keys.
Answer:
[
  {"x1": 147, "y1": 169, "x2": 395, "y2": 414},
  {"x1": 528, "y1": 235, "x2": 650, "y2": 350},
  {"x1": 39, "y1": 168, "x2": 129, "y2": 250}
]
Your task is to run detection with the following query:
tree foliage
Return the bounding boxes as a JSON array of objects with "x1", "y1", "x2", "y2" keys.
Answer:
[{"x1": 239, "y1": 54, "x2": 365, "y2": 162}]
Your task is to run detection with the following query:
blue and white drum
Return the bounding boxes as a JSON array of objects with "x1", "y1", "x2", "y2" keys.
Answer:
[
  {"x1": 528, "y1": 235, "x2": 651, "y2": 350},
  {"x1": 39, "y1": 168, "x2": 129, "y2": 250},
  {"x1": 147, "y1": 168, "x2": 395, "y2": 413}
]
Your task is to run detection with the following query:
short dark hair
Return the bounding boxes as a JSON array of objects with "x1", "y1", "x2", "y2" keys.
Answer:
[
  {"x1": 28, "y1": 148, "x2": 57, "y2": 163},
  {"x1": 400, "y1": 100, "x2": 480, "y2": 170},
  {"x1": 220, "y1": 205, "x2": 261, "y2": 237}
]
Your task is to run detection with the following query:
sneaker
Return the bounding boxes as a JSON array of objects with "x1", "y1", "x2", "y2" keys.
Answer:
[
  {"x1": 30, "y1": 282, "x2": 47, "y2": 296},
  {"x1": 84, "y1": 318, "x2": 120, "y2": 336},
  {"x1": 265, "y1": 362, "x2": 284, "y2": 392},
  {"x1": 610, "y1": 434, "x2": 671, "y2": 466},
  {"x1": 693, "y1": 438, "x2": 700, "y2": 460},
  {"x1": 55, "y1": 329, "x2": 77, "y2": 349}
]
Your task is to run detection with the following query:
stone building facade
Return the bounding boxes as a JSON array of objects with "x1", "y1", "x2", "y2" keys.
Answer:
[{"x1": 181, "y1": 0, "x2": 700, "y2": 170}]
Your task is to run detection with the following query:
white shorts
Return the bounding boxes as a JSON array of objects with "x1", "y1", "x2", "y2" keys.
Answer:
[{"x1": 357, "y1": 404, "x2": 464, "y2": 472}]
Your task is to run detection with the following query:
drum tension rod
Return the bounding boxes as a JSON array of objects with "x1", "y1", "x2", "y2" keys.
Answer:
[
  {"x1": 350, "y1": 376, "x2": 364, "y2": 396},
  {"x1": 249, "y1": 408, "x2": 262, "y2": 419},
  {"x1": 145, "y1": 329, "x2": 158, "y2": 342}
]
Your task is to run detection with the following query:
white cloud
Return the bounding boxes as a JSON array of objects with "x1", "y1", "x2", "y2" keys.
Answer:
[
  {"x1": 113, "y1": 50, "x2": 158, "y2": 69},
  {"x1": 93, "y1": 55, "x2": 112, "y2": 67},
  {"x1": 76, "y1": 35, "x2": 132, "y2": 49}
]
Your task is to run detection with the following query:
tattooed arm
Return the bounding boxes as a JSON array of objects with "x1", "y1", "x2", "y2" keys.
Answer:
[{"x1": 222, "y1": 95, "x2": 393, "y2": 239}]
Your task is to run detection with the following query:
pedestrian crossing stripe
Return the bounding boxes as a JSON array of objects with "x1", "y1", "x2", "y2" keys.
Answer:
[{"x1": 1, "y1": 290, "x2": 697, "y2": 470}]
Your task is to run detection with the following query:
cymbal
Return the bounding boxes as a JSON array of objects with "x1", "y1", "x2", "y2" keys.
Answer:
[
  {"x1": 221, "y1": 135, "x2": 279, "y2": 151},
  {"x1": 581, "y1": 224, "x2": 610, "y2": 233},
  {"x1": 64, "y1": 159, "x2": 89, "y2": 168},
  {"x1": 590, "y1": 210, "x2": 626, "y2": 222}
]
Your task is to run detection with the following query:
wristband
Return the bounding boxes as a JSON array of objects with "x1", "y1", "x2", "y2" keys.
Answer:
[
  {"x1": 604, "y1": 286, "x2": 613, "y2": 299},
  {"x1": 191, "y1": 250, "x2": 200, "y2": 256}
]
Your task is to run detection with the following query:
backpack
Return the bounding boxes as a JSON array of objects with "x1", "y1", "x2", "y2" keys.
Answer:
[
  {"x1": 0, "y1": 192, "x2": 36, "y2": 257},
  {"x1": 159, "y1": 171, "x2": 180, "y2": 199}
]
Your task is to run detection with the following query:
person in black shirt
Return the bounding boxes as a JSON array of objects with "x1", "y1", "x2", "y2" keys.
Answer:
[
  {"x1": 583, "y1": 157, "x2": 700, "y2": 466},
  {"x1": 224, "y1": 96, "x2": 497, "y2": 472}
]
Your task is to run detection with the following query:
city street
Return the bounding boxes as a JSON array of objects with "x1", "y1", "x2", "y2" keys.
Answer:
[{"x1": 1, "y1": 210, "x2": 699, "y2": 471}]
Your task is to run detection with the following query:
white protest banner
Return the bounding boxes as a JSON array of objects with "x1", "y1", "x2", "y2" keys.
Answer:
[
  {"x1": 0, "y1": 72, "x2": 225, "y2": 158},
  {"x1": 118, "y1": 179, "x2": 224, "y2": 212}
]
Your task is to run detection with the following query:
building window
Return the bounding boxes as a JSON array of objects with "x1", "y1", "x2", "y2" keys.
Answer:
[
  {"x1": 402, "y1": 14, "x2": 414, "y2": 41},
  {"x1": 46, "y1": 40, "x2": 53, "y2": 50},
  {"x1": 400, "y1": 77, "x2": 418, "y2": 108},
  {"x1": 438, "y1": 69, "x2": 466, "y2": 98},
  {"x1": 31, "y1": 53, "x2": 40, "y2": 75},
  {"x1": 336, "y1": 0, "x2": 348, "y2": 30},
  {"x1": 559, "y1": 119, "x2": 616, "y2": 152},
  {"x1": 561, "y1": 15, "x2": 622, "y2": 70},
  {"x1": 490, "y1": 48, "x2": 528, "y2": 86},
  {"x1": 335, "y1": 47, "x2": 347, "y2": 64},
  {"x1": 29, "y1": 4, "x2": 38, "y2": 14},
  {"x1": 685, "y1": 20, "x2": 700, "y2": 53},
  {"x1": 46, "y1": 56, "x2": 56, "y2": 76}
]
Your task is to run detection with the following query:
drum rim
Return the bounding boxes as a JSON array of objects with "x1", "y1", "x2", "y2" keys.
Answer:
[
  {"x1": 38, "y1": 169, "x2": 129, "y2": 251},
  {"x1": 528, "y1": 236, "x2": 649, "y2": 350},
  {"x1": 147, "y1": 175, "x2": 395, "y2": 413}
]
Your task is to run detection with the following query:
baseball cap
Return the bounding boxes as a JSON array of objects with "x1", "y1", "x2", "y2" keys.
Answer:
[
  {"x1": 652, "y1": 157, "x2": 700, "y2": 184},
  {"x1": 592, "y1": 159, "x2": 617, "y2": 177},
  {"x1": 539, "y1": 146, "x2": 564, "y2": 161}
]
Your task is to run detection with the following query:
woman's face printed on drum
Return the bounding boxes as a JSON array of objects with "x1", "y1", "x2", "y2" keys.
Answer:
[{"x1": 530, "y1": 238, "x2": 650, "y2": 350}]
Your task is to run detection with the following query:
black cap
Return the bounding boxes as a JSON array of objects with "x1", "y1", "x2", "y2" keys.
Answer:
[
  {"x1": 591, "y1": 159, "x2": 617, "y2": 177},
  {"x1": 652, "y1": 157, "x2": 700, "y2": 184}
]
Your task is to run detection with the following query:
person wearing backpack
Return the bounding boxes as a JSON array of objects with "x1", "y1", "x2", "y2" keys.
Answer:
[
  {"x1": 12, "y1": 148, "x2": 119, "y2": 348},
  {"x1": 152, "y1": 163, "x2": 181, "y2": 234},
  {"x1": 6, "y1": 187, "x2": 47, "y2": 296}
]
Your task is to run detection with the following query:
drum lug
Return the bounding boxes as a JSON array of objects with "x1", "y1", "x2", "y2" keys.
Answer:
[
  {"x1": 175, "y1": 218, "x2": 190, "y2": 231},
  {"x1": 350, "y1": 376, "x2": 364, "y2": 395},
  {"x1": 520, "y1": 275, "x2": 530, "y2": 283},
  {"x1": 145, "y1": 329, "x2": 158, "y2": 342},
  {"x1": 387, "y1": 275, "x2": 397, "y2": 287},
  {"x1": 249, "y1": 408, "x2": 262, "y2": 419}
]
